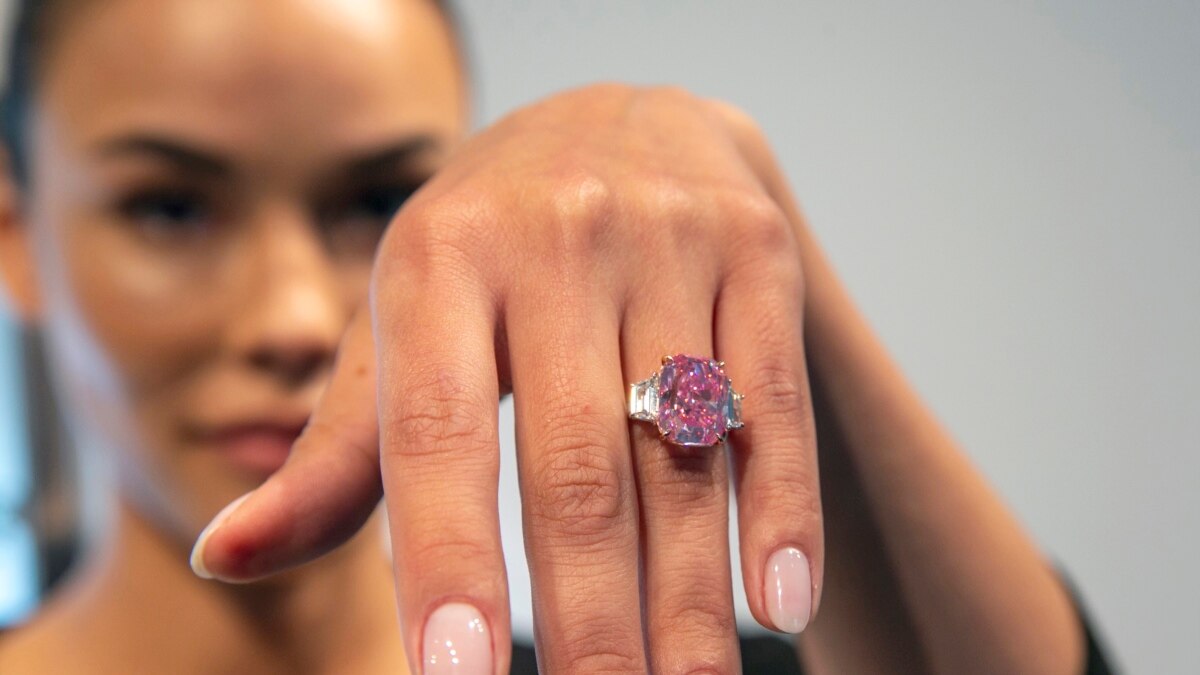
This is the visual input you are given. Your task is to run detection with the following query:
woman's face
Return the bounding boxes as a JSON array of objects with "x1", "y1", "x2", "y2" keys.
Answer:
[{"x1": 12, "y1": 0, "x2": 466, "y2": 543}]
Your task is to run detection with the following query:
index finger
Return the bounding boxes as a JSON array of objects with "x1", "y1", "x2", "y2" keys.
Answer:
[
  {"x1": 189, "y1": 308, "x2": 384, "y2": 581},
  {"x1": 373, "y1": 225, "x2": 511, "y2": 675}
]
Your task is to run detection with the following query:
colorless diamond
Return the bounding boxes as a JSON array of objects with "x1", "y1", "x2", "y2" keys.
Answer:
[
  {"x1": 628, "y1": 374, "x2": 659, "y2": 421},
  {"x1": 725, "y1": 392, "x2": 744, "y2": 430}
]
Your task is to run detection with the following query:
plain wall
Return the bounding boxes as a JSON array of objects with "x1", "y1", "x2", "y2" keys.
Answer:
[{"x1": 462, "y1": 2, "x2": 1199, "y2": 673}]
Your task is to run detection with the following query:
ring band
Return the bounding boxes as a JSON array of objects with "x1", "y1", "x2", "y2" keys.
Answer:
[{"x1": 628, "y1": 353, "x2": 744, "y2": 447}]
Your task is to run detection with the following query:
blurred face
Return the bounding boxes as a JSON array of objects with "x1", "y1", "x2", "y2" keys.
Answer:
[{"x1": 18, "y1": 0, "x2": 466, "y2": 544}]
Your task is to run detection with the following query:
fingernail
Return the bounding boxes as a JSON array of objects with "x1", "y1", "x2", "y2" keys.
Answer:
[
  {"x1": 765, "y1": 546, "x2": 813, "y2": 633},
  {"x1": 189, "y1": 492, "x2": 252, "y2": 580},
  {"x1": 423, "y1": 602, "x2": 492, "y2": 674}
]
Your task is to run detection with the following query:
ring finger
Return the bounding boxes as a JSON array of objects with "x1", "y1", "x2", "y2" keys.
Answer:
[{"x1": 622, "y1": 283, "x2": 740, "y2": 673}]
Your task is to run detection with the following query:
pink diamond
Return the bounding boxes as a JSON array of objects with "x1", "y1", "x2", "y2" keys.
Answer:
[{"x1": 656, "y1": 354, "x2": 731, "y2": 446}]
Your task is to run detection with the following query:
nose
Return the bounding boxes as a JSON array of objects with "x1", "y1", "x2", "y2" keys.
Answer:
[{"x1": 230, "y1": 205, "x2": 346, "y2": 387}]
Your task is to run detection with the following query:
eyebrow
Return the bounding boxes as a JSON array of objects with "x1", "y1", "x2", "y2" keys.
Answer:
[
  {"x1": 93, "y1": 133, "x2": 444, "y2": 178},
  {"x1": 340, "y1": 136, "x2": 443, "y2": 175},
  {"x1": 95, "y1": 135, "x2": 231, "y2": 176}
]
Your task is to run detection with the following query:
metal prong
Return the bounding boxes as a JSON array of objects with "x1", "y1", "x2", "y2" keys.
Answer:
[
  {"x1": 662, "y1": 354, "x2": 673, "y2": 364},
  {"x1": 717, "y1": 360, "x2": 725, "y2": 367}
]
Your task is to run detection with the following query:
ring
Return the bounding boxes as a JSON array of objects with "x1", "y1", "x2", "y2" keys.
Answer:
[{"x1": 628, "y1": 353, "x2": 744, "y2": 447}]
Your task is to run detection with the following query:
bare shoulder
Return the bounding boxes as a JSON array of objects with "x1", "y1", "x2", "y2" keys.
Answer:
[
  {"x1": 0, "y1": 616, "x2": 62, "y2": 673},
  {"x1": 0, "y1": 593, "x2": 95, "y2": 673}
]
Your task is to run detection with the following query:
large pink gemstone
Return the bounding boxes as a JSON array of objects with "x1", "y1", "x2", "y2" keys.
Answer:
[{"x1": 656, "y1": 354, "x2": 731, "y2": 446}]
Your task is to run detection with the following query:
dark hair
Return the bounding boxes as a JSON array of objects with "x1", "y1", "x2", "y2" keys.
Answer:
[
  {"x1": 2, "y1": 0, "x2": 60, "y2": 187},
  {"x1": 0, "y1": 0, "x2": 468, "y2": 190}
]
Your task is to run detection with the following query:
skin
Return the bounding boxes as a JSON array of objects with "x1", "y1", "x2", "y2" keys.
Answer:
[
  {"x1": 202, "y1": 85, "x2": 832, "y2": 673},
  {"x1": 220, "y1": 92, "x2": 1087, "y2": 673},
  {"x1": 0, "y1": 0, "x2": 1086, "y2": 673},
  {"x1": 0, "y1": 0, "x2": 462, "y2": 672}
]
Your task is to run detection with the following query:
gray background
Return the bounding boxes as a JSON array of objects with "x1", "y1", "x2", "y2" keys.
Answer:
[
  {"x1": 461, "y1": 2, "x2": 1199, "y2": 673},
  {"x1": 0, "y1": 0, "x2": 1193, "y2": 672}
]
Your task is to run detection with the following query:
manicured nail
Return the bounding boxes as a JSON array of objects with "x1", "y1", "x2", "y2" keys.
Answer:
[
  {"x1": 189, "y1": 492, "x2": 252, "y2": 579},
  {"x1": 423, "y1": 602, "x2": 492, "y2": 674},
  {"x1": 765, "y1": 546, "x2": 813, "y2": 633}
]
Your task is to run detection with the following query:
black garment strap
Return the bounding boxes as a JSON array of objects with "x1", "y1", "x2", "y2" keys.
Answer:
[
  {"x1": 1061, "y1": 571, "x2": 1120, "y2": 675},
  {"x1": 509, "y1": 635, "x2": 802, "y2": 674},
  {"x1": 508, "y1": 568, "x2": 1116, "y2": 673}
]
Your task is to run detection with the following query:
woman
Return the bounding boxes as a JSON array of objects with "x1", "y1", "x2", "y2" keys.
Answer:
[{"x1": 0, "y1": 0, "x2": 1108, "y2": 673}]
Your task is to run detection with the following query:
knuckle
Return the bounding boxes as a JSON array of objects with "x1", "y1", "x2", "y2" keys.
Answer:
[
  {"x1": 540, "y1": 168, "x2": 617, "y2": 257},
  {"x1": 722, "y1": 189, "x2": 794, "y2": 257},
  {"x1": 557, "y1": 645, "x2": 645, "y2": 675},
  {"x1": 674, "y1": 660, "x2": 736, "y2": 675},
  {"x1": 386, "y1": 368, "x2": 492, "y2": 461},
  {"x1": 638, "y1": 451, "x2": 727, "y2": 510},
  {"x1": 486, "y1": 158, "x2": 621, "y2": 276},
  {"x1": 647, "y1": 475, "x2": 726, "y2": 512},
  {"x1": 624, "y1": 176, "x2": 724, "y2": 263},
  {"x1": 380, "y1": 192, "x2": 499, "y2": 280},
  {"x1": 542, "y1": 613, "x2": 645, "y2": 672},
  {"x1": 720, "y1": 259, "x2": 805, "y2": 344},
  {"x1": 705, "y1": 97, "x2": 767, "y2": 140},
  {"x1": 662, "y1": 600, "x2": 738, "y2": 644},
  {"x1": 529, "y1": 419, "x2": 630, "y2": 539},
  {"x1": 547, "y1": 588, "x2": 644, "y2": 671},
  {"x1": 746, "y1": 354, "x2": 809, "y2": 417},
  {"x1": 633, "y1": 173, "x2": 698, "y2": 225}
]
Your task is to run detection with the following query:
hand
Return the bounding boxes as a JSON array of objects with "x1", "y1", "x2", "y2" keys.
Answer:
[{"x1": 191, "y1": 83, "x2": 824, "y2": 673}]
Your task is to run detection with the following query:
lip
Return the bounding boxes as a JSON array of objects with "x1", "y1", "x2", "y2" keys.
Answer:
[{"x1": 189, "y1": 419, "x2": 308, "y2": 477}]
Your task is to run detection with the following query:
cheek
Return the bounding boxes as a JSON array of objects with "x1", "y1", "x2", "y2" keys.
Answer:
[
  {"x1": 59, "y1": 223, "x2": 235, "y2": 392},
  {"x1": 337, "y1": 258, "x2": 373, "y2": 308},
  {"x1": 36, "y1": 214, "x2": 255, "y2": 534},
  {"x1": 34, "y1": 211, "x2": 232, "y2": 449}
]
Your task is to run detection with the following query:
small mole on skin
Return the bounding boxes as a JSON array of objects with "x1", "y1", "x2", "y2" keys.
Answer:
[{"x1": 355, "y1": 365, "x2": 367, "y2": 376}]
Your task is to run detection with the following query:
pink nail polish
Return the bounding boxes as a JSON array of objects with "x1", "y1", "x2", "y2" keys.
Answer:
[
  {"x1": 423, "y1": 602, "x2": 492, "y2": 674},
  {"x1": 765, "y1": 546, "x2": 813, "y2": 633}
]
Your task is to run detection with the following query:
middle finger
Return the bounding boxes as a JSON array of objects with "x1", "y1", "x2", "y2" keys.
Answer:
[{"x1": 507, "y1": 280, "x2": 647, "y2": 673}]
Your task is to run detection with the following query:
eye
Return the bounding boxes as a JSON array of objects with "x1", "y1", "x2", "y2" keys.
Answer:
[
  {"x1": 345, "y1": 184, "x2": 419, "y2": 222},
  {"x1": 117, "y1": 189, "x2": 212, "y2": 239},
  {"x1": 322, "y1": 182, "x2": 422, "y2": 256}
]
